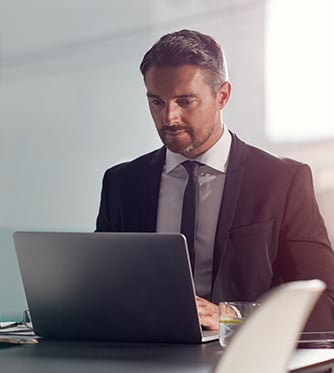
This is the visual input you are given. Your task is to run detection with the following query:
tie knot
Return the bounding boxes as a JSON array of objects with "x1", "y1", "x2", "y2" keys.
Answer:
[{"x1": 182, "y1": 161, "x2": 199, "y2": 176}]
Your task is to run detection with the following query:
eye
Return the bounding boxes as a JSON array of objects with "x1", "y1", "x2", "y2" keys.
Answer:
[
  {"x1": 149, "y1": 98, "x2": 164, "y2": 107},
  {"x1": 177, "y1": 98, "x2": 195, "y2": 106}
]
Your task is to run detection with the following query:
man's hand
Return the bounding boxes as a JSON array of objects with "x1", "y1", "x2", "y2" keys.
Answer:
[
  {"x1": 196, "y1": 296, "x2": 239, "y2": 330},
  {"x1": 196, "y1": 296, "x2": 219, "y2": 330}
]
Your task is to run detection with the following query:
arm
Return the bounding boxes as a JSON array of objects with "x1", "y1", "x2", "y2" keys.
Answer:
[
  {"x1": 95, "y1": 163, "x2": 129, "y2": 232},
  {"x1": 276, "y1": 164, "x2": 334, "y2": 331},
  {"x1": 96, "y1": 169, "x2": 114, "y2": 232}
]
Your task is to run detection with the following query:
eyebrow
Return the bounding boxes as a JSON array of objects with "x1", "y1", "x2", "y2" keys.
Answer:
[
  {"x1": 146, "y1": 93, "x2": 197, "y2": 99},
  {"x1": 146, "y1": 93, "x2": 160, "y2": 99}
]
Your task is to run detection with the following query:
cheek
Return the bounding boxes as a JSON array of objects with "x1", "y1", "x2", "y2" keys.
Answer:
[
  {"x1": 190, "y1": 108, "x2": 213, "y2": 125},
  {"x1": 149, "y1": 107, "x2": 161, "y2": 123},
  {"x1": 192, "y1": 109, "x2": 219, "y2": 133}
]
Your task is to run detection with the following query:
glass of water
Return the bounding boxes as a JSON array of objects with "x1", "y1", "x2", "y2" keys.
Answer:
[{"x1": 219, "y1": 301, "x2": 259, "y2": 348}]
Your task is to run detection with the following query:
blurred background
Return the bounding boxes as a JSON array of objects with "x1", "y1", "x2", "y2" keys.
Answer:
[{"x1": 1, "y1": 0, "x2": 333, "y2": 320}]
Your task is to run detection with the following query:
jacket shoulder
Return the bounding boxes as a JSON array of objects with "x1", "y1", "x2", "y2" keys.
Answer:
[
  {"x1": 231, "y1": 132, "x2": 306, "y2": 171},
  {"x1": 103, "y1": 147, "x2": 165, "y2": 180}
]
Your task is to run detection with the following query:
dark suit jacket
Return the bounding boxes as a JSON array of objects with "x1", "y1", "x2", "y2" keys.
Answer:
[{"x1": 96, "y1": 132, "x2": 334, "y2": 331}]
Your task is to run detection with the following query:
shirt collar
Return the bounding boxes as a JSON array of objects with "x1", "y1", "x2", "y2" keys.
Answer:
[{"x1": 165, "y1": 124, "x2": 232, "y2": 174}]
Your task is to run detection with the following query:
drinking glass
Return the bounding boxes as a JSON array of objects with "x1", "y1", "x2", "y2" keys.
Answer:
[{"x1": 219, "y1": 301, "x2": 259, "y2": 348}]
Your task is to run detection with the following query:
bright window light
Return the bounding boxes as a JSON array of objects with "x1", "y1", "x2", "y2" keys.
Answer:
[{"x1": 265, "y1": 0, "x2": 334, "y2": 142}]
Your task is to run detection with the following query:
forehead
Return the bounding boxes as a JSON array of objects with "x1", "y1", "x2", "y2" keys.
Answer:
[{"x1": 144, "y1": 65, "x2": 211, "y2": 96}]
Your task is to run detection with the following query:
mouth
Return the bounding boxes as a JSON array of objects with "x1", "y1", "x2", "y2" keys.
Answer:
[
  {"x1": 164, "y1": 129, "x2": 187, "y2": 136},
  {"x1": 162, "y1": 125, "x2": 189, "y2": 137}
]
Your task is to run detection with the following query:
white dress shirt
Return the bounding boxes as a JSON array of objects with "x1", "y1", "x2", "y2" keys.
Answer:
[{"x1": 156, "y1": 126, "x2": 232, "y2": 298}]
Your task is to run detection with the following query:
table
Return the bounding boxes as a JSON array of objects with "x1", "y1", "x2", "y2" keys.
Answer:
[{"x1": 1, "y1": 339, "x2": 334, "y2": 373}]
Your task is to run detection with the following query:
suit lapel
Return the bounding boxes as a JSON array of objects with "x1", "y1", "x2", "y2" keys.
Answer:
[
  {"x1": 212, "y1": 133, "x2": 247, "y2": 283},
  {"x1": 140, "y1": 147, "x2": 166, "y2": 231}
]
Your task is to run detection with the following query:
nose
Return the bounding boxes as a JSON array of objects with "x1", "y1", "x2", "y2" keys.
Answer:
[{"x1": 164, "y1": 102, "x2": 181, "y2": 126}]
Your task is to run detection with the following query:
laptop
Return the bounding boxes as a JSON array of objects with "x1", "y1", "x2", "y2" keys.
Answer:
[{"x1": 13, "y1": 231, "x2": 218, "y2": 343}]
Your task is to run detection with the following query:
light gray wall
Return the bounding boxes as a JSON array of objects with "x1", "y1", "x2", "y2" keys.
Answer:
[{"x1": 0, "y1": 0, "x2": 265, "y2": 320}]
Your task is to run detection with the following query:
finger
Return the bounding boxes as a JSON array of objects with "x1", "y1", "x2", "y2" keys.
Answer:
[
  {"x1": 199, "y1": 313, "x2": 219, "y2": 330},
  {"x1": 196, "y1": 297, "x2": 219, "y2": 330},
  {"x1": 196, "y1": 297, "x2": 218, "y2": 314}
]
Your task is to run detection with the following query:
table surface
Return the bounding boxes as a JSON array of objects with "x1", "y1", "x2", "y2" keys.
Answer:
[
  {"x1": 3, "y1": 339, "x2": 220, "y2": 373},
  {"x1": 1, "y1": 338, "x2": 334, "y2": 373}
]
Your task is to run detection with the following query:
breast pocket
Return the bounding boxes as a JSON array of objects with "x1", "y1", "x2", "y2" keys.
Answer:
[
  {"x1": 226, "y1": 219, "x2": 276, "y2": 298},
  {"x1": 229, "y1": 219, "x2": 274, "y2": 239}
]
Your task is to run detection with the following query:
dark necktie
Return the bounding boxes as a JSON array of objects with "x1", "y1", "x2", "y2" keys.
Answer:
[{"x1": 180, "y1": 161, "x2": 199, "y2": 273}]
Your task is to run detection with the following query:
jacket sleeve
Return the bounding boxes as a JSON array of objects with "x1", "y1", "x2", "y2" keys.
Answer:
[
  {"x1": 95, "y1": 168, "x2": 114, "y2": 232},
  {"x1": 95, "y1": 163, "x2": 128, "y2": 232},
  {"x1": 275, "y1": 163, "x2": 334, "y2": 331}
]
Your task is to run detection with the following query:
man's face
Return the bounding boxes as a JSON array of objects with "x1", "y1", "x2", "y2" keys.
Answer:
[{"x1": 144, "y1": 65, "x2": 231, "y2": 158}]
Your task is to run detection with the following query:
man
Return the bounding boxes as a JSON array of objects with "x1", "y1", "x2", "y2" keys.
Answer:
[{"x1": 96, "y1": 29, "x2": 334, "y2": 331}]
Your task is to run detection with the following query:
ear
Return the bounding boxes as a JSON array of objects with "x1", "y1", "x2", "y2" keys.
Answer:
[{"x1": 217, "y1": 81, "x2": 231, "y2": 110}]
